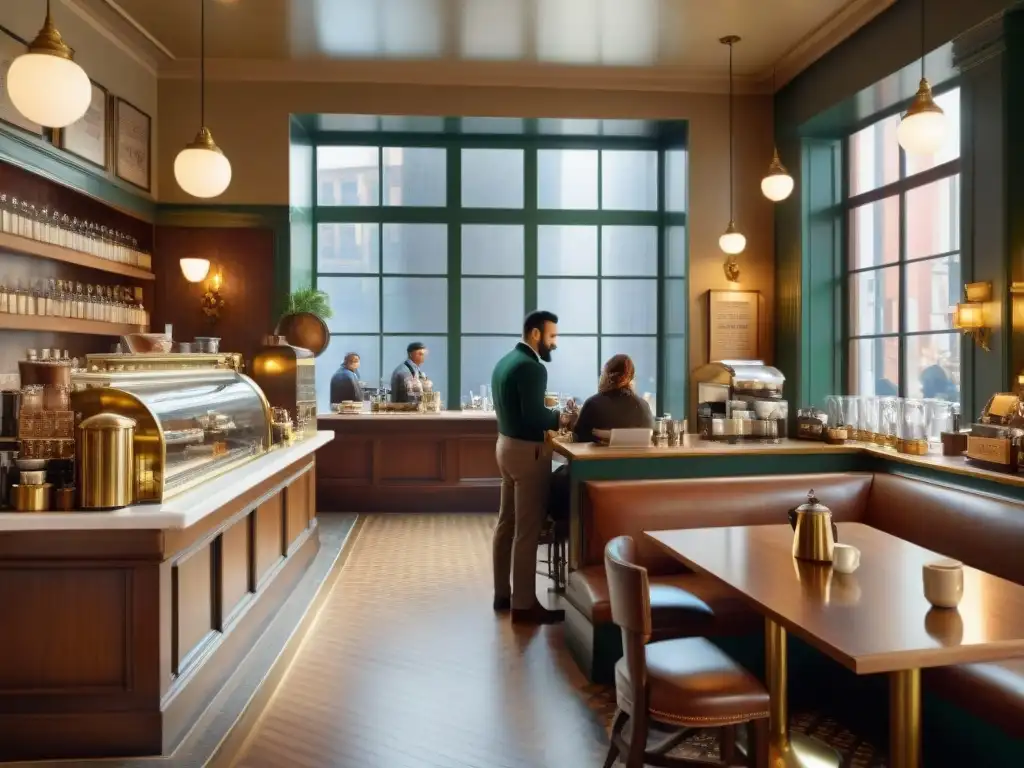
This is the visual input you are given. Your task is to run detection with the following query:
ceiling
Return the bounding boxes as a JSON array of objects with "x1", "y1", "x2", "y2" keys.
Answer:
[{"x1": 80, "y1": 0, "x2": 895, "y2": 87}]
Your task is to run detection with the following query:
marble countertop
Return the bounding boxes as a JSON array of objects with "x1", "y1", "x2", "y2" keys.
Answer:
[
  {"x1": 0, "y1": 431, "x2": 334, "y2": 531},
  {"x1": 318, "y1": 410, "x2": 496, "y2": 420}
]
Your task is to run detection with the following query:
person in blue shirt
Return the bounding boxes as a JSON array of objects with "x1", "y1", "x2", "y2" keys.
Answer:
[{"x1": 330, "y1": 352, "x2": 364, "y2": 405}]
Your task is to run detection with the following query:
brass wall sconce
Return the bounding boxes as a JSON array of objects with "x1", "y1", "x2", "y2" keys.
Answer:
[
  {"x1": 951, "y1": 281, "x2": 992, "y2": 351},
  {"x1": 723, "y1": 257, "x2": 741, "y2": 283},
  {"x1": 201, "y1": 268, "x2": 225, "y2": 322}
]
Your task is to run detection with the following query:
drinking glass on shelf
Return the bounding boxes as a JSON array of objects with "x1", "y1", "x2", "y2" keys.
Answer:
[{"x1": 878, "y1": 396, "x2": 899, "y2": 449}]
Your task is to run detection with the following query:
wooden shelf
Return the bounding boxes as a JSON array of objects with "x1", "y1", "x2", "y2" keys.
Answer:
[
  {"x1": 0, "y1": 313, "x2": 144, "y2": 337},
  {"x1": 0, "y1": 231, "x2": 155, "y2": 281}
]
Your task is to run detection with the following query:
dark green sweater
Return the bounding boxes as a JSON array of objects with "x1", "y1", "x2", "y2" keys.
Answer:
[{"x1": 491, "y1": 342, "x2": 560, "y2": 442}]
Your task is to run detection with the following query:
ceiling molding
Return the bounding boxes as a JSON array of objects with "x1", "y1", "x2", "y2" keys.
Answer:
[
  {"x1": 159, "y1": 57, "x2": 773, "y2": 95},
  {"x1": 63, "y1": 0, "x2": 173, "y2": 71},
  {"x1": 762, "y1": 0, "x2": 898, "y2": 89}
]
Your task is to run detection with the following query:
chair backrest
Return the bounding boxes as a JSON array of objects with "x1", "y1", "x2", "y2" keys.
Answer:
[{"x1": 604, "y1": 535, "x2": 652, "y2": 639}]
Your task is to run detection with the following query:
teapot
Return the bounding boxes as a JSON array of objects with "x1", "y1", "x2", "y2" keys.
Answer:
[{"x1": 788, "y1": 489, "x2": 838, "y2": 563}]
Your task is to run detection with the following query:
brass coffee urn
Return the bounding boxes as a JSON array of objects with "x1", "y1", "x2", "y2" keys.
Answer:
[
  {"x1": 787, "y1": 490, "x2": 838, "y2": 563},
  {"x1": 251, "y1": 336, "x2": 317, "y2": 440},
  {"x1": 78, "y1": 413, "x2": 136, "y2": 510}
]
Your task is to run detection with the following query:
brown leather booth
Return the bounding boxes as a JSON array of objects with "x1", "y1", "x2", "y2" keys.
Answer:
[{"x1": 564, "y1": 472, "x2": 1024, "y2": 741}]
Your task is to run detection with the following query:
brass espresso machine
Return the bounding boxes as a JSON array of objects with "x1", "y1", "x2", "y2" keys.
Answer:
[{"x1": 692, "y1": 360, "x2": 788, "y2": 442}]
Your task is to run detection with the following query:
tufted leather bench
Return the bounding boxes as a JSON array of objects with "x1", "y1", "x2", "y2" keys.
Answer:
[{"x1": 564, "y1": 471, "x2": 1024, "y2": 742}]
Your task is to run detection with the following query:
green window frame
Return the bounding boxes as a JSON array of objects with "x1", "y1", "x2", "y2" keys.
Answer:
[{"x1": 312, "y1": 129, "x2": 688, "y2": 414}]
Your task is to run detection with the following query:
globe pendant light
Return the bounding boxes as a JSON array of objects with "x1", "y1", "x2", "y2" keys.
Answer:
[
  {"x1": 898, "y1": 0, "x2": 946, "y2": 156},
  {"x1": 174, "y1": 0, "x2": 232, "y2": 198},
  {"x1": 719, "y1": 36, "x2": 746, "y2": 275},
  {"x1": 7, "y1": 0, "x2": 91, "y2": 129},
  {"x1": 761, "y1": 67, "x2": 794, "y2": 202}
]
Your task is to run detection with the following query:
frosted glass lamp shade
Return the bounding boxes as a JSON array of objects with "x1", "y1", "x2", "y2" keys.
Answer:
[
  {"x1": 719, "y1": 221, "x2": 746, "y2": 255},
  {"x1": 898, "y1": 78, "x2": 947, "y2": 156},
  {"x1": 8, "y1": 52, "x2": 91, "y2": 128},
  {"x1": 174, "y1": 128, "x2": 232, "y2": 198},
  {"x1": 180, "y1": 258, "x2": 211, "y2": 283},
  {"x1": 760, "y1": 148, "x2": 794, "y2": 202}
]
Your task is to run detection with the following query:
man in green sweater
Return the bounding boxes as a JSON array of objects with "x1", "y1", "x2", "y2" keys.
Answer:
[{"x1": 491, "y1": 310, "x2": 574, "y2": 624}]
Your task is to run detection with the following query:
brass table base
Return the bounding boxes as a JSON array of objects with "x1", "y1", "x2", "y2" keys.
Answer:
[{"x1": 771, "y1": 731, "x2": 842, "y2": 768}]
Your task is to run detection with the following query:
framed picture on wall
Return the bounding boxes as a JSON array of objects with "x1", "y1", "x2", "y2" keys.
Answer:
[
  {"x1": 707, "y1": 289, "x2": 761, "y2": 362},
  {"x1": 0, "y1": 26, "x2": 42, "y2": 136},
  {"x1": 57, "y1": 81, "x2": 108, "y2": 169},
  {"x1": 115, "y1": 97, "x2": 151, "y2": 191}
]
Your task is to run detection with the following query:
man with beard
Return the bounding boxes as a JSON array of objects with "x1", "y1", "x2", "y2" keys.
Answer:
[{"x1": 490, "y1": 310, "x2": 575, "y2": 624}]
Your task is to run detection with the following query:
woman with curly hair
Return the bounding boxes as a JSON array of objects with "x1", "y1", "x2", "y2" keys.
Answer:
[{"x1": 571, "y1": 353, "x2": 654, "y2": 443}]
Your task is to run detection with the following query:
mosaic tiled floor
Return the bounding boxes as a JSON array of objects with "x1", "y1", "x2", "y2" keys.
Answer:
[{"x1": 232, "y1": 514, "x2": 885, "y2": 768}]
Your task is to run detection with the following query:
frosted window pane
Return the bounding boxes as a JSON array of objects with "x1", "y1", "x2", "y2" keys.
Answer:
[
  {"x1": 462, "y1": 278, "x2": 524, "y2": 333},
  {"x1": 602, "y1": 280, "x2": 657, "y2": 334},
  {"x1": 315, "y1": 335, "x2": 380, "y2": 413},
  {"x1": 538, "y1": 225, "x2": 597, "y2": 275},
  {"x1": 317, "y1": 223, "x2": 379, "y2": 273},
  {"x1": 545, "y1": 336, "x2": 598, "y2": 401},
  {"x1": 664, "y1": 278, "x2": 686, "y2": 335},
  {"x1": 383, "y1": 335, "x2": 448, "y2": 401},
  {"x1": 320, "y1": 276, "x2": 379, "y2": 333},
  {"x1": 602, "y1": 150, "x2": 657, "y2": 211},
  {"x1": 666, "y1": 149, "x2": 688, "y2": 212},
  {"x1": 462, "y1": 149, "x2": 524, "y2": 208},
  {"x1": 462, "y1": 336, "x2": 519, "y2": 399},
  {"x1": 316, "y1": 146, "x2": 379, "y2": 206},
  {"x1": 462, "y1": 225, "x2": 524, "y2": 274},
  {"x1": 382, "y1": 277, "x2": 447, "y2": 333},
  {"x1": 667, "y1": 226, "x2": 686, "y2": 277},
  {"x1": 383, "y1": 147, "x2": 446, "y2": 206},
  {"x1": 602, "y1": 226, "x2": 657, "y2": 276},
  {"x1": 382, "y1": 224, "x2": 447, "y2": 274},
  {"x1": 536, "y1": 279, "x2": 597, "y2": 334},
  {"x1": 538, "y1": 149, "x2": 598, "y2": 209},
  {"x1": 601, "y1": 336, "x2": 657, "y2": 402}
]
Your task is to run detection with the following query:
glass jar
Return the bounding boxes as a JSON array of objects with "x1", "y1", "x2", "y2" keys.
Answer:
[
  {"x1": 842, "y1": 395, "x2": 861, "y2": 440},
  {"x1": 878, "y1": 396, "x2": 899, "y2": 449},
  {"x1": 898, "y1": 398, "x2": 929, "y2": 454}
]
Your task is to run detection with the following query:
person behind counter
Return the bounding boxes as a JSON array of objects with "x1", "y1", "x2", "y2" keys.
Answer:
[
  {"x1": 329, "y1": 352, "x2": 364, "y2": 405},
  {"x1": 390, "y1": 342, "x2": 429, "y2": 403},
  {"x1": 491, "y1": 310, "x2": 576, "y2": 625}
]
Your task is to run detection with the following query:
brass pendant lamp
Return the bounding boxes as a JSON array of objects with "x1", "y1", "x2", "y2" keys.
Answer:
[
  {"x1": 719, "y1": 36, "x2": 745, "y2": 281},
  {"x1": 7, "y1": 0, "x2": 91, "y2": 128},
  {"x1": 897, "y1": 0, "x2": 946, "y2": 156},
  {"x1": 760, "y1": 67, "x2": 794, "y2": 202},
  {"x1": 174, "y1": 0, "x2": 232, "y2": 199}
]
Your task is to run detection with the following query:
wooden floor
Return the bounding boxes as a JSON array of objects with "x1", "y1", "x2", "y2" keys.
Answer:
[{"x1": 230, "y1": 514, "x2": 884, "y2": 768}]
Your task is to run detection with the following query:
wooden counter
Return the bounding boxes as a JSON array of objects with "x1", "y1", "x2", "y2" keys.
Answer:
[
  {"x1": 316, "y1": 411, "x2": 499, "y2": 512},
  {"x1": 0, "y1": 432, "x2": 332, "y2": 762}
]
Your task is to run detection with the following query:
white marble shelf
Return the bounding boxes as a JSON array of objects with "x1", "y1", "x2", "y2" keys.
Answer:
[{"x1": 0, "y1": 430, "x2": 334, "y2": 531}]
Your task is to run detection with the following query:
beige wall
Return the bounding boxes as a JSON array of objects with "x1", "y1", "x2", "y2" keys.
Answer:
[
  {"x1": 158, "y1": 79, "x2": 774, "y2": 381},
  {"x1": 1, "y1": 0, "x2": 159, "y2": 194}
]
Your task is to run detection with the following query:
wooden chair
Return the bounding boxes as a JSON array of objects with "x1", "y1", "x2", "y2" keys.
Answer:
[
  {"x1": 537, "y1": 516, "x2": 568, "y2": 592},
  {"x1": 602, "y1": 535, "x2": 770, "y2": 768}
]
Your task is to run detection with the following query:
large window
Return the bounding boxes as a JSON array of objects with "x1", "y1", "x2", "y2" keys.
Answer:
[
  {"x1": 844, "y1": 88, "x2": 961, "y2": 403},
  {"x1": 313, "y1": 129, "x2": 688, "y2": 413}
]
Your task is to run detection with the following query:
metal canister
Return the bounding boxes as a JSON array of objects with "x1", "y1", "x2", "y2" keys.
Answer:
[{"x1": 78, "y1": 413, "x2": 136, "y2": 510}]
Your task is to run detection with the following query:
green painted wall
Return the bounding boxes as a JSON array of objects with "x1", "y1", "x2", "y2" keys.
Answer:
[{"x1": 289, "y1": 116, "x2": 314, "y2": 296}]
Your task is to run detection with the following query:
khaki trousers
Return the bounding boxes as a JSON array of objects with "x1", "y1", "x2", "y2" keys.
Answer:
[{"x1": 493, "y1": 435, "x2": 552, "y2": 610}]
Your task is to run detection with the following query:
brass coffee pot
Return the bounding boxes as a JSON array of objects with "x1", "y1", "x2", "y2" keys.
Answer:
[{"x1": 788, "y1": 489, "x2": 838, "y2": 563}]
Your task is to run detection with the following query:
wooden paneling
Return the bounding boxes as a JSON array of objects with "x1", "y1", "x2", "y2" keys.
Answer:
[
  {"x1": 315, "y1": 435, "x2": 372, "y2": 479},
  {"x1": 0, "y1": 568, "x2": 129, "y2": 691},
  {"x1": 152, "y1": 226, "x2": 275, "y2": 367},
  {"x1": 254, "y1": 492, "x2": 284, "y2": 586},
  {"x1": 285, "y1": 469, "x2": 311, "y2": 551},
  {"x1": 377, "y1": 438, "x2": 445, "y2": 481},
  {"x1": 173, "y1": 545, "x2": 215, "y2": 675},
  {"x1": 459, "y1": 437, "x2": 500, "y2": 479},
  {"x1": 220, "y1": 515, "x2": 252, "y2": 625}
]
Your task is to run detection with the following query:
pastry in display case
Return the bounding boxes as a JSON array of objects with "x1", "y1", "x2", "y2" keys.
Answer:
[
  {"x1": 692, "y1": 360, "x2": 787, "y2": 442},
  {"x1": 72, "y1": 366, "x2": 272, "y2": 503}
]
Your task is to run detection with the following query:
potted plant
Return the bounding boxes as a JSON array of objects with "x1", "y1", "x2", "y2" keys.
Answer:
[{"x1": 275, "y1": 288, "x2": 332, "y2": 356}]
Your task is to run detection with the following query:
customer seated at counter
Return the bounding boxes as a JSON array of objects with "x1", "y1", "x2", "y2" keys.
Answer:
[
  {"x1": 390, "y1": 342, "x2": 430, "y2": 403},
  {"x1": 329, "y1": 352, "x2": 363, "y2": 404}
]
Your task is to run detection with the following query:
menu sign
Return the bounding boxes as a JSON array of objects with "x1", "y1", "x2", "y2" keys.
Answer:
[
  {"x1": 707, "y1": 290, "x2": 759, "y2": 361},
  {"x1": 115, "y1": 98, "x2": 150, "y2": 191}
]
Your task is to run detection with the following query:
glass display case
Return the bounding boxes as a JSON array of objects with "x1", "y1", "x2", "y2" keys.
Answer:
[{"x1": 71, "y1": 368, "x2": 272, "y2": 502}]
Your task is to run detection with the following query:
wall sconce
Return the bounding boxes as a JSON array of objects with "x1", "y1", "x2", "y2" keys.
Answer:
[
  {"x1": 180, "y1": 257, "x2": 211, "y2": 283},
  {"x1": 951, "y1": 281, "x2": 992, "y2": 351},
  {"x1": 201, "y1": 268, "x2": 225, "y2": 322}
]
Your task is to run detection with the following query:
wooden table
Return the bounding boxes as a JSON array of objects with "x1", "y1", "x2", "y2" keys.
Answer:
[{"x1": 645, "y1": 523, "x2": 1024, "y2": 768}]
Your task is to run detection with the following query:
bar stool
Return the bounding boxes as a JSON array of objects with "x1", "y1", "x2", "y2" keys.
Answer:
[
  {"x1": 603, "y1": 536, "x2": 770, "y2": 768},
  {"x1": 536, "y1": 515, "x2": 568, "y2": 591}
]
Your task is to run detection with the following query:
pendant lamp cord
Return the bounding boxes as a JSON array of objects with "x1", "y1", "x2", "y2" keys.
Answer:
[
  {"x1": 728, "y1": 39, "x2": 735, "y2": 222},
  {"x1": 200, "y1": 0, "x2": 206, "y2": 128},
  {"x1": 920, "y1": 0, "x2": 925, "y2": 80}
]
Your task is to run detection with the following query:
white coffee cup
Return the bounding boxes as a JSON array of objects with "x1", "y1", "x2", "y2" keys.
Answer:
[
  {"x1": 832, "y1": 543, "x2": 861, "y2": 574},
  {"x1": 923, "y1": 559, "x2": 964, "y2": 609}
]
